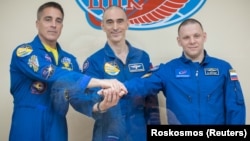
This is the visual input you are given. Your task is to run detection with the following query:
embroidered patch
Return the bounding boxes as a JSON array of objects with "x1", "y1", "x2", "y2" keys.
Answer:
[
  {"x1": 28, "y1": 55, "x2": 39, "y2": 72},
  {"x1": 61, "y1": 57, "x2": 73, "y2": 70},
  {"x1": 128, "y1": 63, "x2": 145, "y2": 72},
  {"x1": 175, "y1": 68, "x2": 190, "y2": 78},
  {"x1": 45, "y1": 54, "x2": 52, "y2": 62},
  {"x1": 204, "y1": 68, "x2": 219, "y2": 75},
  {"x1": 30, "y1": 81, "x2": 46, "y2": 94},
  {"x1": 82, "y1": 60, "x2": 89, "y2": 71},
  {"x1": 104, "y1": 61, "x2": 120, "y2": 76},
  {"x1": 42, "y1": 65, "x2": 55, "y2": 79},
  {"x1": 16, "y1": 44, "x2": 33, "y2": 57},
  {"x1": 229, "y1": 69, "x2": 238, "y2": 81}
]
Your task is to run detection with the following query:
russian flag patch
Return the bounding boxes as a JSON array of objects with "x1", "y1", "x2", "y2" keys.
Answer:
[{"x1": 229, "y1": 69, "x2": 238, "y2": 81}]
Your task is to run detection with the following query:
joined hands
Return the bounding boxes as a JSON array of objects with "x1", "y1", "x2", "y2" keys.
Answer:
[{"x1": 92, "y1": 79, "x2": 127, "y2": 113}]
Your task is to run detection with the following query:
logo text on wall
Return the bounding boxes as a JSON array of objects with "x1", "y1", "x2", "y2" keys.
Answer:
[{"x1": 76, "y1": 0, "x2": 206, "y2": 30}]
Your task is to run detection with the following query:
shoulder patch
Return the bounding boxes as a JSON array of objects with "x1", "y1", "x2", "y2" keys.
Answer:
[
  {"x1": 149, "y1": 65, "x2": 160, "y2": 72},
  {"x1": 28, "y1": 55, "x2": 39, "y2": 72},
  {"x1": 16, "y1": 44, "x2": 33, "y2": 57},
  {"x1": 229, "y1": 69, "x2": 238, "y2": 81},
  {"x1": 141, "y1": 65, "x2": 160, "y2": 78},
  {"x1": 82, "y1": 60, "x2": 89, "y2": 72}
]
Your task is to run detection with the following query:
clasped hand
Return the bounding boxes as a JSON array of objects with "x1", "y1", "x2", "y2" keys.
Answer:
[{"x1": 95, "y1": 79, "x2": 127, "y2": 112}]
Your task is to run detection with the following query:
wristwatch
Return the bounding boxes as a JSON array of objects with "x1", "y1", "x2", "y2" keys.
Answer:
[{"x1": 97, "y1": 102, "x2": 107, "y2": 113}]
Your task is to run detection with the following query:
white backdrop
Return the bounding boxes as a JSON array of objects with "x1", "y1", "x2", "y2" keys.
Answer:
[{"x1": 1, "y1": 1, "x2": 249, "y2": 141}]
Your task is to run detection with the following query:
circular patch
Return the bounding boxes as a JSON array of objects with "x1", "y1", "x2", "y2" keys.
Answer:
[
  {"x1": 104, "y1": 61, "x2": 120, "y2": 76},
  {"x1": 30, "y1": 81, "x2": 47, "y2": 94}
]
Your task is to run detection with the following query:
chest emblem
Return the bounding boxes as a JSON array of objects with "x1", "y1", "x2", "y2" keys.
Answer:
[{"x1": 104, "y1": 62, "x2": 120, "y2": 76}]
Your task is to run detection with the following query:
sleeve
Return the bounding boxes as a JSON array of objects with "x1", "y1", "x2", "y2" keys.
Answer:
[
  {"x1": 51, "y1": 72, "x2": 92, "y2": 116},
  {"x1": 144, "y1": 63, "x2": 161, "y2": 125},
  {"x1": 10, "y1": 44, "x2": 85, "y2": 85},
  {"x1": 144, "y1": 94, "x2": 161, "y2": 125},
  {"x1": 125, "y1": 65, "x2": 163, "y2": 97},
  {"x1": 68, "y1": 57, "x2": 102, "y2": 117},
  {"x1": 225, "y1": 67, "x2": 246, "y2": 124},
  {"x1": 10, "y1": 44, "x2": 94, "y2": 116}
]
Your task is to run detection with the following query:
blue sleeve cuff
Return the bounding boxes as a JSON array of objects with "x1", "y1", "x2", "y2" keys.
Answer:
[
  {"x1": 79, "y1": 75, "x2": 92, "y2": 90},
  {"x1": 69, "y1": 89, "x2": 102, "y2": 117}
]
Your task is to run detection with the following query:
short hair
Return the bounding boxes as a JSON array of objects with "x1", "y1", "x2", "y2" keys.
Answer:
[
  {"x1": 37, "y1": 1, "x2": 64, "y2": 20},
  {"x1": 102, "y1": 5, "x2": 127, "y2": 20},
  {"x1": 178, "y1": 18, "x2": 203, "y2": 34}
]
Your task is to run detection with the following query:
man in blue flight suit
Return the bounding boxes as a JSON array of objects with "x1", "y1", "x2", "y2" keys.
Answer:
[
  {"x1": 69, "y1": 6, "x2": 161, "y2": 141},
  {"x1": 123, "y1": 18, "x2": 246, "y2": 125},
  {"x1": 9, "y1": 2, "x2": 126, "y2": 141}
]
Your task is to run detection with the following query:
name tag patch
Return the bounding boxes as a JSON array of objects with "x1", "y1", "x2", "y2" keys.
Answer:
[
  {"x1": 128, "y1": 63, "x2": 145, "y2": 72},
  {"x1": 204, "y1": 68, "x2": 219, "y2": 75}
]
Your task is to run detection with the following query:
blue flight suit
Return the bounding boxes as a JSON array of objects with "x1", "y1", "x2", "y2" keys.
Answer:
[
  {"x1": 9, "y1": 35, "x2": 93, "y2": 141},
  {"x1": 71, "y1": 41, "x2": 161, "y2": 141},
  {"x1": 125, "y1": 50, "x2": 246, "y2": 124}
]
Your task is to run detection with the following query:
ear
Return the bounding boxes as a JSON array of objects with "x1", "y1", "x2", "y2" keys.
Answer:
[
  {"x1": 36, "y1": 20, "x2": 39, "y2": 29},
  {"x1": 203, "y1": 32, "x2": 207, "y2": 42},
  {"x1": 177, "y1": 36, "x2": 181, "y2": 47}
]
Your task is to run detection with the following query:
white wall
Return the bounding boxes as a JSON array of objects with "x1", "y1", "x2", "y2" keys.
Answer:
[{"x1": 1, "y1": 0, "x2": 249, "y2": 141}]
